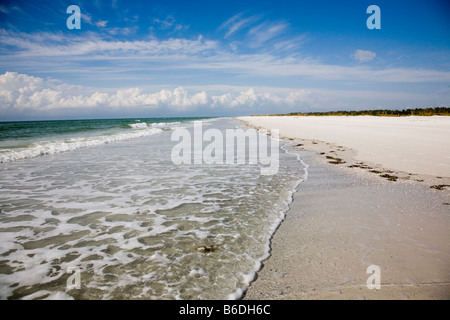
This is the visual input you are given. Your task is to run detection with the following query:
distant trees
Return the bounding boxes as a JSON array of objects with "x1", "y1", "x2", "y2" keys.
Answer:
[{"x1": 270, "y1": 107, "x2": 450, "y2": 117}]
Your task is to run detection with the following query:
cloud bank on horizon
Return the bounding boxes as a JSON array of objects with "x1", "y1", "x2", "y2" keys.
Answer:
[{"x1": 0, "y1": 0, "x2": 449, "y2": 120}]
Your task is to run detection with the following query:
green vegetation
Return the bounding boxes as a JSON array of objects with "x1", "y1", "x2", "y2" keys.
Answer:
[{"x1": 265, "y1": 107, "x2": 450, "y2": 117}]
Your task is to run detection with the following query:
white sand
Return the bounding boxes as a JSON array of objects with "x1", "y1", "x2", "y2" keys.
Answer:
[
  {"x1": 238, "y1": 116, "x2": 450, "y2": 177},
  {"x1": 237, "y1": 116, "x2": 450, "y2": 300}
]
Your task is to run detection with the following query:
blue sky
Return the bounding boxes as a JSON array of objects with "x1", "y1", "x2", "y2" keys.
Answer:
[{"x1": 0, "y1": 0, "x2": 449, "y2": 120}]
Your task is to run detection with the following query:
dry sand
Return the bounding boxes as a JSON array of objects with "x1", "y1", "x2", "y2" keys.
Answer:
[
  {"x1": 238, "y1": 116, "x2": 450, "y2": 300},
  {"x1": 239, "y1": 115, "x2": 450, "y2": 178}
]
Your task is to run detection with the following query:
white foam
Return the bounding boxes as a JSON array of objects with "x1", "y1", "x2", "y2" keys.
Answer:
[
  {"x1": 128, "y1": 122, "x2": 150, "y2": 129},
  {"x1": 188, "y1": 268, "x2": 205, "y2": 277},
  {"x1": 151, "y1": 122, "x2": 181, "y2": 128},
  {"x1": 225, "y1": 139, "x2": 310, "y2": 300},
  {"x1": 0, "y1": 127, "x2": 163, "y2": 163},
  {"x1": 21, "y1": 290, "x2": 75, "y2": 300}
]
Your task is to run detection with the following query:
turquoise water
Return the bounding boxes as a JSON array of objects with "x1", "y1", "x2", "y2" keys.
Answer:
[
  {"x1": 0, "y1": 118, "x2": 216, "y2": 164},
  {"x1": 0, "y1": 117, "x2": 211, "y2": 156}
]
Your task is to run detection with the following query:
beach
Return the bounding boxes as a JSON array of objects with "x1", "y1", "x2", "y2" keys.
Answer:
[
  {"x1": 238, "y1": 116, "x2": 450, "y2": 300},
  {"x1": 0, "y1": 116, "x2": 449, "y2": 300}
]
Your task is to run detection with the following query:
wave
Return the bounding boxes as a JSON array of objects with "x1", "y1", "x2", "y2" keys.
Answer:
[
  {"x1": 127, "y1": 122, "x2": 150, "y2": 129},
  {"x1": 0, "y1": 126, "x2": 163, "y2": 163},
  {"x1": 151, "y1": 122, "x2": 181, "y2": 128},
  {"x1": 126, "y1": 122, "x2": 183, "y2": 130}
]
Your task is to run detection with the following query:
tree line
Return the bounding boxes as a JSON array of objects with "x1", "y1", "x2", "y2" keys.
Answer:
[{"x1": 267, "y1": 107, "x2": 450, "y2": 117}]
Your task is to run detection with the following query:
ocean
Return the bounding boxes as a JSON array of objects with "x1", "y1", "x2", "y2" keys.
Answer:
[{"x1": 0, "y1": 117, "x2": 307, "y2": 300}]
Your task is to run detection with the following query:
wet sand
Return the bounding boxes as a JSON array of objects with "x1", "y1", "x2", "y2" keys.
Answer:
[{"x1": 238, "y1": 116, "x2": 450, "y2": 300}]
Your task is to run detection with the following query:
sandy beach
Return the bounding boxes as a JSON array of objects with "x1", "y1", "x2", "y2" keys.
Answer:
[{"x1": 238, "y1": 116, "x2": 450, "y2": 300}]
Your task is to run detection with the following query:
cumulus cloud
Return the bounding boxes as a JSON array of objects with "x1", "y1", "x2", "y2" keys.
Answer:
[
  {"x1": 0, "y1": 72, "x2": 321, "y2": 118},
  {"x1": 3, "y1": 72, "x2": 447, "y2": 120},
  {"x1": 0, "y1": 72, "x2": 210, "y2": 112},
  {"x1": 285, "y1": 89, "x2": 313, "y2": 105},
  {"x1": 351, "y1": 49, "x2": 377, "y2": 62}
]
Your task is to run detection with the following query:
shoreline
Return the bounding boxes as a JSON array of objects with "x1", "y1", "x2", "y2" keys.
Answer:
[{"x1": 238, "y1": 116, "x2": 450, "y2": 300}]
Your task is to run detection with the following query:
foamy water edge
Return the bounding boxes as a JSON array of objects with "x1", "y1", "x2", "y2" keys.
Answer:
[{"x1": 228, "y1": 140, "x2": 309, "y2": 300}]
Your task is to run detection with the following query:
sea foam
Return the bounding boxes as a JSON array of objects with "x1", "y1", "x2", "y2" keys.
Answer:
[
  {"x1": 0, "y1": 125, "x2": 163, "y2": 163},
  {"x1": 0, "y1": 118, "x2": 308, "y2": 300}
]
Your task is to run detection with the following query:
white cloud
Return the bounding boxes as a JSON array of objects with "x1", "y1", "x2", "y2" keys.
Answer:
[
  {"x1": 0, "y1": 4, "x2": 21, "y2": 14},
  {"x1": 0, "y1": 72, "x2": 278, "y2": 114},
  {"x1": 153, "y1": 16, "x2": 176, "y2": 30},
  {"x1": 352, "y1": 49, "x2": 377, "y2": 62},
  {"x1": 1, "y1": 28, "x2": 450, "y2": 118},
  {"x1": 0, "y1": 72, "x2": 211, "y2": 112},
  {"x1": 0, "y1": 30, "x2": 216, "y2": 57},
  {"x1": 95, "y1": 20, "x2": 108, "y2": 27},
  {"x1": 152, "y1": 15, "x2": 189, "y2": 33},
  {"x1": 81, "y1": 13, "x2": 93, "y2": 25},
  {"x1": 1, "y1": 72, "x2": 449, "y2": 119},
  {"x1": 184, "y1": 53, "x2": 450, "y2": 83},
  {"x1": 80, "y1": 13, "x2": 108, "y2": 28},
  {"x1": 2, "y1": 29, "x2": 449, "y2": 86},
  {"x1": 219, "y1": 13, "x2": 290, "y2": 48},
  {"x1": 0, "y1": 72, "x2": 321, "y2": 117},
  {"x1": 219, "y1": 13, "x2": 260, "y2": 38},
  {"x1": 248, "y1": 22, "x2": 289, "y2": 46},
  {"x1": 285, "y1": 89, "x2": 313, "y2": 105}
]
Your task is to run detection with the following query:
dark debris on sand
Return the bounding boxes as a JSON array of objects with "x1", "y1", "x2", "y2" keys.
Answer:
[{"x1": 431, "y1": 185, "x2": 450, "y2": 191}]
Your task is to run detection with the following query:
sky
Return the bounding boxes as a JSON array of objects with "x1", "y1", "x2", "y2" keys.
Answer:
[{"x1": 0, "y1": 0, "x2": 449, "y2": 120}]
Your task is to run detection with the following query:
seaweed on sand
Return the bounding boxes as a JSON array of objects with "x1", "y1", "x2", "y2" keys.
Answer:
[
  {"x1": 430, "y1": 185, "x2": 450, "y2": 190},
  {"x1": 380, "y1": 174, "x2": 398, "y2": 181},
  {"x1": 196, "y1": 245, "x2": 217, "y2": 253},
  {"x1": 326, "y1": 155, "x2": 346, "y2": 164}
]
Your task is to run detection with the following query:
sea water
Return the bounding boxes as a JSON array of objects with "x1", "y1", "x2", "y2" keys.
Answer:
[{"x1": 0, "y1": 117, "x2": 307, "y2": 300}]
